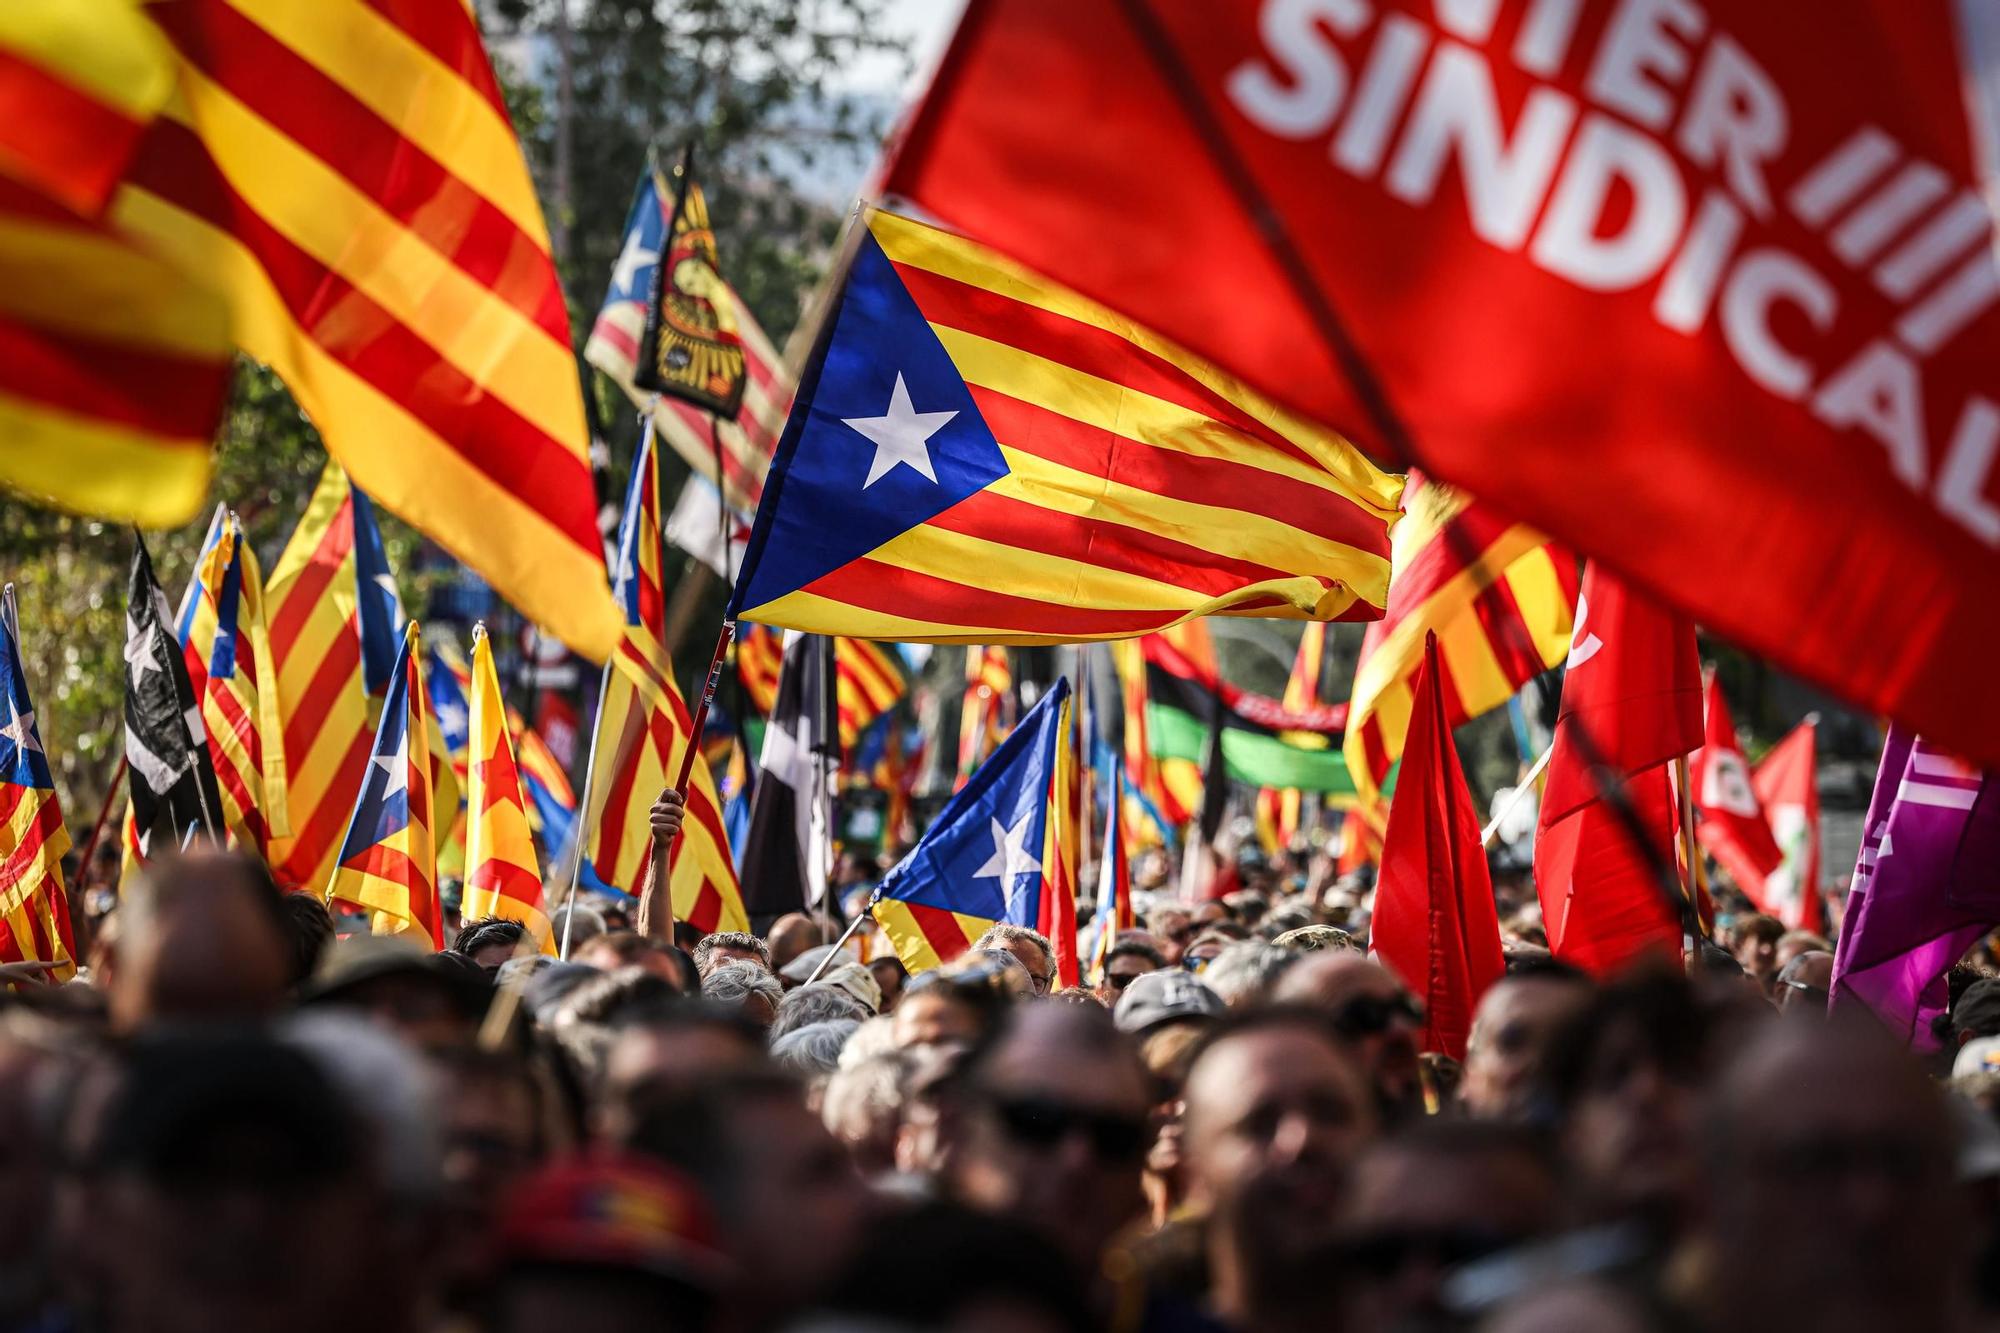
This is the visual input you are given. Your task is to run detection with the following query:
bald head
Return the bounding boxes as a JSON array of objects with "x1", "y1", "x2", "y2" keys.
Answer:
[
  {"x1": 1272, "y1": 954, "x2": 1423, "y2": 1121},
  {"x1": 109, "y1": 852, "x2": 290, "y2": 1032}
]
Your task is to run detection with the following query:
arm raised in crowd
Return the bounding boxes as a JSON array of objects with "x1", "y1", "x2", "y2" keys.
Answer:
[{"x1": 635, "y1": 787, "x2": 687, "y2": 941}]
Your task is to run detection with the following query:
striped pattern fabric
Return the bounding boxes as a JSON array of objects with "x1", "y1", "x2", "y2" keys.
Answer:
[
  {"x1": 835, "y1": 639, "x2": 906, "y2": 753},
  {"x1": 582, "y1": 423, "x2": 748, "y2": 933},
  {"x1": 584, "y1": 165, "x2": 792, "y2": 516},
  {"x1": 1088, "y1": 765, "x2": 1133, "y2": 984},
  {"x1": 1109, "y1": 638, "x2": 1196, "y2": 831},
  {"x1": 264, "y1": 462, "x2": 400, "y2": 893},
  {"x1": 0, "y1": 587, "x2": 77, "y2": 981},
  {"x1": 176, "y1": 507, "x2": 288, "y2": 856},
  {"x1": 113, "y1": 0, "x2": 622, "y2": 660},
  {"x1": 730, "y1": 208, "x2": 1405, "y2": 642},
  {"x1": 0, "y1": 0, "x2": 232, "y2": 526},
  {"x1": 955, "y1": 646, "x2": 1011, "y2": 788},
  {"x1": 1257, "y1": 622, "x2": 1327, "y2": 851},
  {"x1": 734, "y1": 622, "x2": 783, "y2": 716},
  {"x1": 463, "y1": 627, "x2": 552, "y2": 953},
  {"x1": 1345, "y1": 476, "x2": 1577, "y2": 815}
]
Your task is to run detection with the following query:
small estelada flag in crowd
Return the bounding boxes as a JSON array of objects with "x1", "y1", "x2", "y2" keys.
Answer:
[
  {"x1": 175, "y1": 507, "x2": 289, "y2": 857},
  {"x1": 1752, "y1": 719, "x2": 1824, "y2": 934},
  {"x1": 263, "y1": 462, "x2": 406, "y2": 894},
  {"x1": 956, "y1": 647, "x2": 1012, "y2": 789},
  {"x1": 1534, "y1": 565, "x2": 1703, "y2": 978},
  {"x1": 1832, "y1": 730, "x2": 2000, "y2": 1048},
  {"x1": 424, "y1": 638, "x2": 475, "y2": 881},
  {"x1": 727, "y1": 207, "x2": 1404, "y2": 642},
  {"x1": 874, "y1": 677, "x2": 1078, "y2": 976},
  {"x1": 123, "y1": 536, "x2": 224, "y2": 859},
  {"x1": 1371, "y1": 632, "x2": 1504, "y2": 1062},
  {"x1": 327, "y1": 622, "x2": 454, "y2": 948},
  {"x1": 1692, "y1": 676, "x2": 1786, "y2": 902},
  {"x1": 0, "y1": 585, "x2": 79, "y2": 980},
  {"x1": 740, "y1": 634, "x2": 839, "y2": 931},
  {"x1": 462, "y1": 625, "x2": 553, "y2": 954},
  {"x1": 834, "y1": 639, "x2": 906, "y2": 755}
]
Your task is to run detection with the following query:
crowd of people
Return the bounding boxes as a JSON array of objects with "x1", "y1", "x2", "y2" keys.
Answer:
[{"x1": 11, "y1": 816, "x2": 2000, "y2": 1333}]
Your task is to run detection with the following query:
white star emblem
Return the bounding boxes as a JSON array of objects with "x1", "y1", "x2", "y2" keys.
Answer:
[
  {"x1": 974, "y1": 812, "x2": 1042, "y2": 886},
  {"x1": 372, "y1": 727, "x2": 409, "y2": 801},
  {"x1": 124, "y1": 619, "x2": 163, "y2": 686},
  {"x1": 610, "y1": 228, "x2": 659, "y2": 295},
  {"x1": 434, "y1": 699, "x2": 467, "y2": 738},
  {"x1": 0, "y1": 692, "x2": 39, "y2": 757},
  {"x1": 844, "y1": 373, "x2": 956, "y2": 489}
]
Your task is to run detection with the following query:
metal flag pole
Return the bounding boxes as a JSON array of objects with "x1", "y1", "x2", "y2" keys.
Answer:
[
  {"x1": 1479, "y1": 742, "x2": 1556, "y2": 847},
  {"x1": 805, "y1": 891, "x2": 875, "y2": 986}
]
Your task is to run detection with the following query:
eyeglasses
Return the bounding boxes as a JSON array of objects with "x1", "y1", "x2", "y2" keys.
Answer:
[
  {"x1": 1780, "y1": 979, "x2": 1829, "y2": 1006},
  {"x1": 988, "y1": 1095, "x2": 1149, "y2": 1163},
  {"x1": 1105, "y1": 970, "x2": 1148, "y2": 991},
  {"x1": 1028, "y1": 971, "x2": 1054, "y2": 996},
  {"x1": 1330, "y1": 992, "x2": 1423, "y2": 1038}
]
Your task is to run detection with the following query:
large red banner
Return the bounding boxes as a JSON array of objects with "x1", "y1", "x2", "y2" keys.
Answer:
[{"x1": 886, "y1": 0, "x2": 2000, "y2": 760}]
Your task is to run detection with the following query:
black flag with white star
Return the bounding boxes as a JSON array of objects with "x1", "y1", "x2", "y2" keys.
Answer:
[
  {"x1": 739, "y1": 632, "x2": 838, "y2": 933},
  {"x1": 123, "y1": 536, "x2": 222, "y2": 854}
]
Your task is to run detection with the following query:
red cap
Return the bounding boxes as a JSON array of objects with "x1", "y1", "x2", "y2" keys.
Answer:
[{"x1": 494, "y1": 1153, "x2": 727, "y2": 1285}]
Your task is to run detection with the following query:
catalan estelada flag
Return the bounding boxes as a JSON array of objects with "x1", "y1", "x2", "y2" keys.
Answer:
[
  {"x1": 515, "y1": 716, "x2": 575, "y2": 850},
  {"x1": 956, "y1": 646, "x2": 1011, "y2": 789},
  {"x1": 0, "y1": 0, "x2": 233, "y2": 525},
  {"x1": 423, "y1": 637, "x2": 473, "y2": 880},
  {"x1": 265, "y1": 462, "x2": 404, "y2": 893},
  {"x1": 873, "y1": 677, "x2": 1075, "y2": 975},
  {"x1": 0, "y1": 586, "x2": 78, "y2": 981},
  {"x1": 580, "y1": 423, "x2": 748, "y2": 933},
  {"x1": 728, "y1": 208, "x2": 1404, "y2": 642},
  {"x1": 1345, "y1": 475, "x2": 1577, "y2": 817},
  {"x1": 175, "y1": 506, "x2": 288, "y2": 856},
  {"x1": 463, "y1": 625, "x2": 552, "y2": 953},
  {"x1": 327, "y1": 621, "x2": 443, "y2": 947},
  {"x1": 112, "y1": 0, "x2": 622, "y2": 660},
  {"x1": 835, "y1": 639, "x2": 905, "y2": 754},
  {"x1": 734, "y1": 622, "x2": 783, "y2": 717}
]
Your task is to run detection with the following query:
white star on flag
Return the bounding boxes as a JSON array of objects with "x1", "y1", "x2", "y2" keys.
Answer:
[
  {"x1": 974, "y1": 811, "x2": 1043, "y2": 886},
  {"x1": 0, "y1": 692, "x2": 39, "y2": 757},
  {"x1": 844, "y1": 372, "x2": 957, "y2": 488},
  {"x1": 434, "y1": 699, "x2": 467, "y2": 737},
  {"x1": 124, "y1": 619, "x2": 163, "y2": 685},
  {"x1": 372, "y1": 728, "x2": 409, "y2": 801},
  {"x1": 610, "y1": 228, "x2": 659, "y2": 296}
]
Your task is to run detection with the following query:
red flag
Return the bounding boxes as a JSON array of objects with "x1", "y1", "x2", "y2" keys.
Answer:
[
  {"x1": 1751, "y1": 718, "x2": 1823, "y2": 934},
  {"x1": 887, "y1": 1, "x2": 2000, "y2": 765},
  {"x1": 1534, "y1": 567, "x2": 1703, "y2": 976},
  {"x1": 1371, "y1": 632, "x2": 1502, "y2": 1061},
  {"x1": 1692, "y1": 677, "x2": 1786, "y2": 900}
]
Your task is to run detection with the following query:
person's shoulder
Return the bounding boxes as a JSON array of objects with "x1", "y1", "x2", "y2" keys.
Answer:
[{"x1": 1132, "y1": 1290, "x2": 1232, "y2": 1333}]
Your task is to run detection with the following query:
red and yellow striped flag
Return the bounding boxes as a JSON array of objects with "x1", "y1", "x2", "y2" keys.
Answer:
[
  {"x1": 583, "y1": 425, "x2": 748, "y2": 933},
  {"x1": 1345, "y1": 476, "x2": 1577, "y2": 817},
  {"x1": 1256, "y1": 622, "x2": 1327, "y2": 853},
  {"x1": 0, "y1": 0, "x2": 233, "y2": 525},
  {"x1": 109, "y1": 0, "x2": 621, "y2": 660},
  {"x1": 463, "y1": 626, "x2": 552, "y2": 953},
  {"x1": 955, "y1": 647, "x2": 1011, "y2": 789},
  {"x1": 0, "y1": 586, "x2": 78, "y2": 981},
  {"x1": 178, "y1": 506, "x2": 289, "y2": 856},
  {"x1": 734, "y1": 622, "x2": 783, "y2": 717},
  {"x1": 835, "y1": 639, "x2": 905, "y2": 753}
]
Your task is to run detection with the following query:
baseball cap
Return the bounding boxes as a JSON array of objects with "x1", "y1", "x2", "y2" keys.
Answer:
[
  {"x1": 1113, "y1": 969, "x2": 1225, "y2": 1035},
  {"x1": 780, "y1": 945, "x2": 841, "y2": 986},
  {"x1": 494, "y1": 1153, "x2": 728, "y2": 1285},
  {"x1": 1953, "y1": 1034, "x2": 2000, "y2": 1080},
  {"x1": 1954, "y1": 979, "x2": 2000, "y2": 1040},
  {"x1": 1272, "y1": 925, "x2": 1358, "y2": 954}
]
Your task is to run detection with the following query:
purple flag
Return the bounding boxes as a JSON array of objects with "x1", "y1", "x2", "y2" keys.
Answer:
[{"x1": 1830, "y1": 727, "x2": 2000, "y2": 1048}]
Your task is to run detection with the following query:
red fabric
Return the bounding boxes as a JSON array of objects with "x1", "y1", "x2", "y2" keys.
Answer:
[
  {"x1": 1750, "y1": 719, "x2": 1824, "y2": 933},
  {"x1": 1692, "y1": 678, "x2": 1785, "y2": 899},
  {"x1": 1371, "y1": 633, "x2": 1503, "y2": 1060},
  {"x1": 888, "y1": 0, "x2": 2000, "y2": 764},
  {"x1": 1537, "y1": 762, "x2": 1684, "y2": 976}
]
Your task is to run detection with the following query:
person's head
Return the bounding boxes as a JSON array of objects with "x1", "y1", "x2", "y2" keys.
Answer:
[
  {"x1": 1198, "y1": 939, "x2": 1297, "y2": 1009},
  {"x1": 1727, "y1": 913, "x2": 1786, "y2": 987},
  {"x1": 1270, "y1": 923, "x2": 1359, "y2": 954},
  {"x1": 699, "y1": 959, "x2": 783, "y2": 1029},
  {"x1": 938, "y1": 1002, "x2": 1152, "y2": 1276},
  {"x1": 971, "y1": 924, "x2": 1058, "y2": 997},
  {"x1": 1180, "y1": 930, "x2": 1231, "y2": 974},
  {"x1": 1181, "y1": 1008, "x2": 1376, "y2": 1322},
  {"x1": 1272, "y1": 952, "x2": 1425, "y2": 1123},
  {"x1": 1147, "y1": 908, "x2": 1196, "y2": 964},
  {"x1": 1545, "y1": 970, "x2": 1710, "y2": 1231},
  {"x1": 818, "y1": 1199, "x2": 1093, "y2": 1333},
  {"x1": 1952, "y1": 978, "x2": 2000, "y2": 1046},
  {"x1": 546, "y1": 904, "x2": 605, "y2": 954},
  {"x1": 689, "y1": 930, "x2": 770, "y2": 979},
  {"x1": 1095, "y1": 940, "x2": 1165, "y2": 1005},
  {"x1": 1774, "y1": 929, "x2": 1830, "y2": 971},
  {"x1": 1333, "y1": 1121, "x2": 1562, "y2": 1331},
  {"x1": 299, "y1": 935, "x2": 489, "y2": 1049},
  {"x1": 275, "y1": 892, "x2": 335, "y2": 992},
  {"x1": 107, "y1": 851, "x2": 291, "y2": 1031},
  {"x1": 893, "y1": 969, "x2": 1008, "y2": 1050},
  {"x1": 1112, "y1": 968, "x2": 1226, "y2": 1041},
  {"x1": 594, "y1": 1001, "x2": 768, "y2": 1142},
  {"x1": 1699, "y1": 1019, "x2": 1966, "y2": 1333},
  {"x1": 451, "y1": 917, "x2": 528, "y2": 973},
  {"x1": 765, "y1": 913, "x2": 826, "y2": 975},
  {"x1": 1459, "y1": 959, "x2": 1594, "y2": 1123},
  {"x1": 1773, "y1": 950, "x2": 1835, "y2": 1018},
  {"x1": 574, "y1": 932, "x2": 694, "y2": 991},
  {"x1": 770, "y1": 982, "x2": 870, "y2": 1042},
  {"x1": 868, "y1": 955, "x2": 908, "y2": 1013},
  {"x1": 771, "y1": 1020, "x2": 859, "y2": 1083},
  {"x1": 624, "y1": 1068, "x2": 865, "y2": 1325},
  {"x1": 821, "y1": 1053, "x2": 908, "y2": 1178},
  {"x1": 949, "y1": 947, "x2": 1035, "y2": 1000}
]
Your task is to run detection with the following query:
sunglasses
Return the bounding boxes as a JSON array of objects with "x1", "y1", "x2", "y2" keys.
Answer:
[
  {"x1": 1105, "y1": 970, "x2": 1148, "y2": 991},
  {"x1": 988, "y1": 1095, "x2": 1149, "y2": 1163},
  {"x1": 1331, "y1": 992, "x2": 1423, "y2": 1038}
]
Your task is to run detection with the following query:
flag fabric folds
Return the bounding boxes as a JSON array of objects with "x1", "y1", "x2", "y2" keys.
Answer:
[
  {"x1": 874, "y1": 678, "x2": 1076, "y2": 975},
  {"x1": 115, "y1": 0, "x2": 621, "y2": 659},
  {"x1": 0, "y1": 0, "x2": 234, "y2": 526},
  {"x1": 885, "y1": 0, "x2": 2000, "y2": 767},
  {"x1": 1347, "y1": 477, "x2": 1575, "y2": 816},
  {"x1": 1831, "y1": 730, "x2": 2000, "y2": 1048},
  {"x1": 462, "y1": 626, "x2": 552, "y2": 953},
  {"x1": 1534, "y1": 568, "x2": 1703, "y2": 976},
  {"x1": 0, "y1": 586, "x2": 78, "y2": 980},
  {"x1": 327, "y1": 622, "x2": 442, "y2": 947},
  {"x1": 175, "y1": 506, "x2": 289, "y2": 856},
  {"x1": 264, "y1": 462, "x2": 403, "y2": 893},
  {"x1": 739, "y1": 634, "x2": 837, "y2": 933},
  {"x1": 584, "y1": 163, "x2": 792, "y2": 516},
  {"x1": 1693, "y1": 678, "x2": 1785, "y2": 903},
  {"x1": 124, "y1": 537, "x2": 224, "y2": 857},
  {"x1": 728, "y1": 207, "x2": 1404, "y2": 643},
  {"x1": 835, "y1": 639, "x2": 906, "y2": 754},
  {"x1": 734, "y1": 622, "x2": 783, "y2": 717},
  {"x1": 582, "y1": 422, "x2": 747, "y2": 933},
  {"x1": 1752, "y1": 720, "x2": 1824, "y2": 935},
  {"x1": 1370, "y1": 633, "x2": 1502, "y2": 1061}
]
